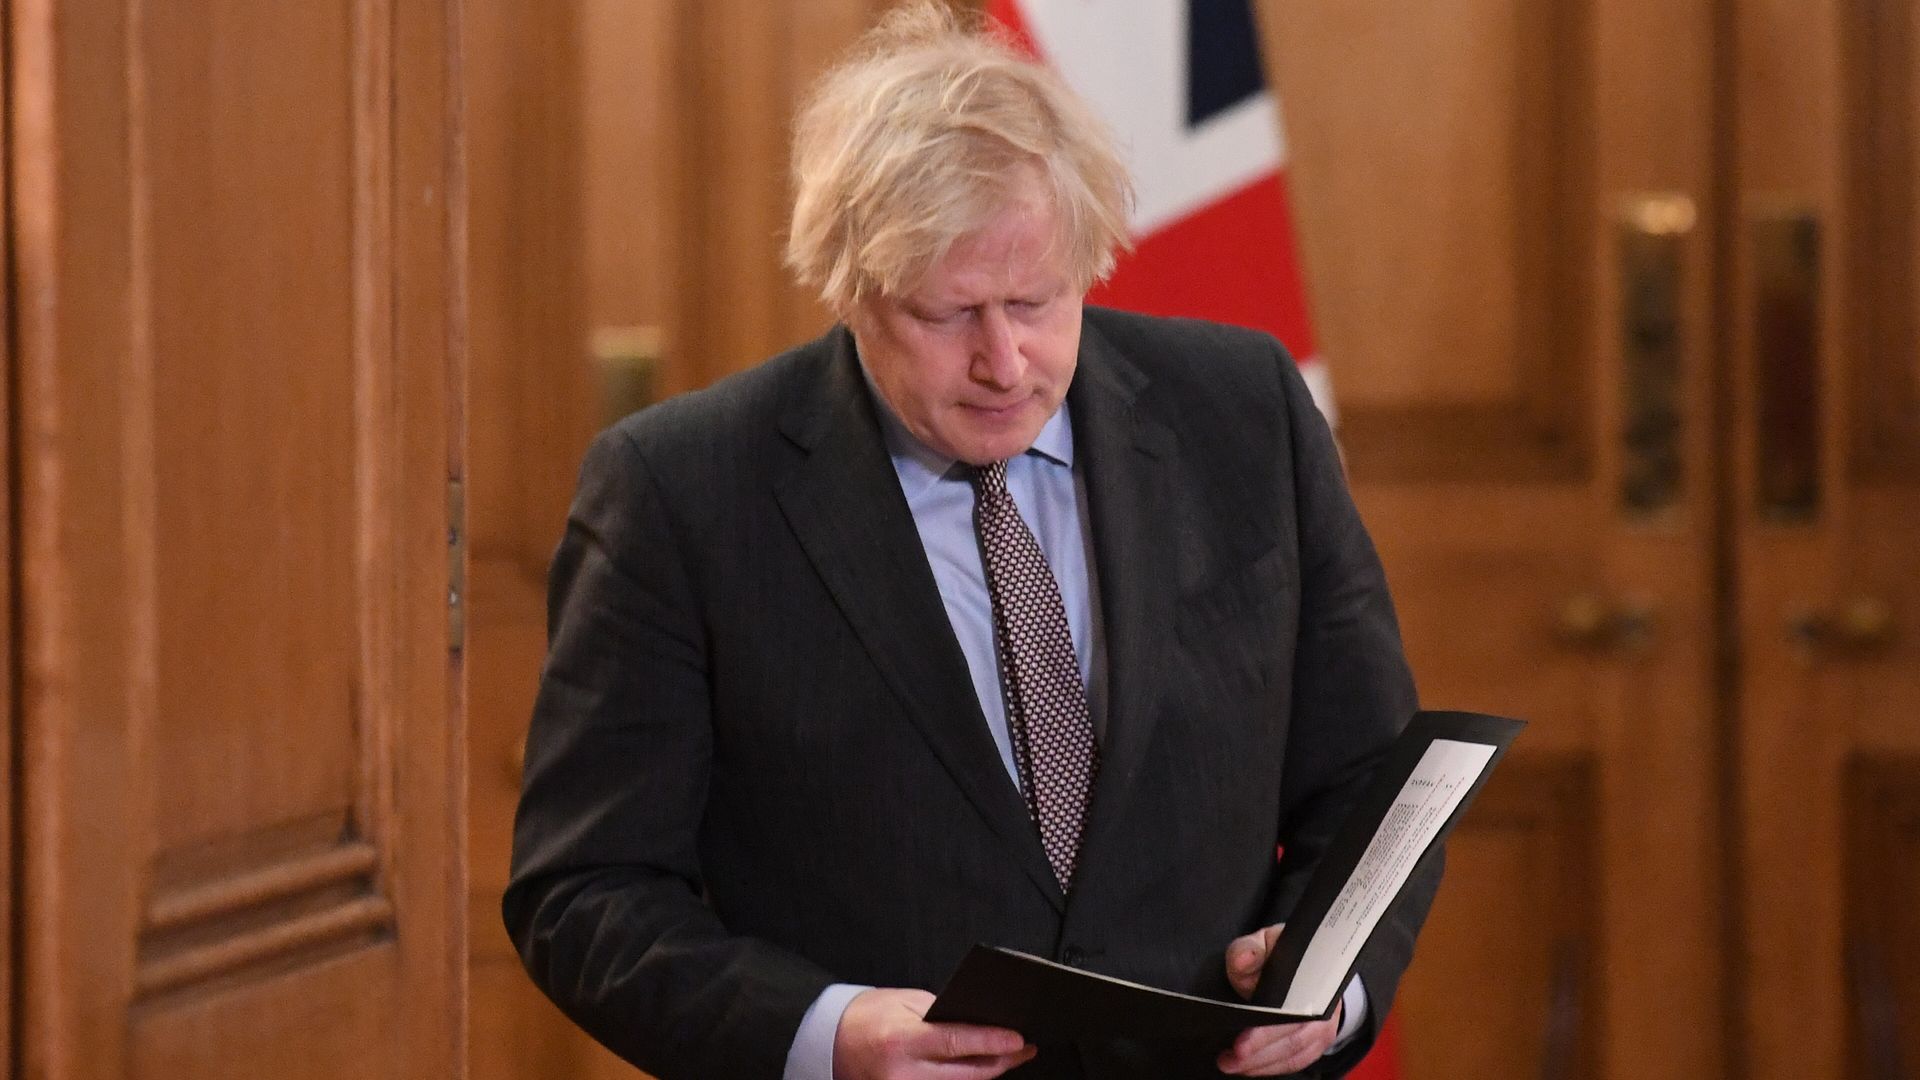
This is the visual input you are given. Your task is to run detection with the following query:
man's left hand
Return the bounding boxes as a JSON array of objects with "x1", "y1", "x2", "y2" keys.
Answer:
[{"x1": 1216, "y1": 924, "x2": 1342, "y2": 1076}]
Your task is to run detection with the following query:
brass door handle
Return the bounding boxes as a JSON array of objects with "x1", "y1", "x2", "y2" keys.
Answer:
[
  {"x1": 1789, "y1": 597, "x2": 1896, "y2": 652},
  {"x1": 1555, "y1": 594, "x2": 1656, "y2": 652}
]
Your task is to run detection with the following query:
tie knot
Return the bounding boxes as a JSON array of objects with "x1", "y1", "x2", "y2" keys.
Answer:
[{"x1": 970, "y1": 460, "x2": 1011, "y2": 498}]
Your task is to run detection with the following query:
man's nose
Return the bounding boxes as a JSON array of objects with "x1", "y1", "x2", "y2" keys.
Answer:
[{"x1": 972, "y1": 305, "x2": 1025, "y2": 387}]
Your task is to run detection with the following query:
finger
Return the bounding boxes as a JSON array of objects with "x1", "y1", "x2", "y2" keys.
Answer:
[
  {"x1": 1227, "y1": 923, "x2": 1285, "y2": 971},
  {"x1": 1216, "y1": 1026, "x2": 1288, "y2": 1074},
  {"x1": 1260, "y1": 923, "x2": 1285, "y2": 954},
  {"x1": 1221, "y1": 1021, "x2": 1311, "y2": 1068},
  {"x1": 1225, "y1": 923, "x2": 1284, "y2": 999},
  {"x1": 1217, "y1": 1020, "x2": 1333, "y2": 1076},
  {"x1": 1237, "y1": 1035, "x2": 1326, "y2": 1077},
  {"x1": 916, "y1": 1022, "x2": 1031, "y2": 1062},
  {"x1": 926, "y1": 1045, "x2": 1040, "y2": 1079},
  {"x1": 1224, "y1": 936, "x2": 1265, "y2": 997}
]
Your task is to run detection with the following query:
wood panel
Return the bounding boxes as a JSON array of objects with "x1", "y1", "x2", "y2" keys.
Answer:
[
  {"x1": 581, "y1": 0, "x2": 671, "y2": 337},
  {"x1": 464, "y1": 0, "x2": 594, "y2": 573},
  {"x1": 140, "y1": 0, "x2": 364, "y2": 852},
  {"x1": 1395, "y1": 761, "x2": 1599, "y2": 1080},
  {"x1": 10, "y1": 0, "x2": 464, "y2": 1076},
  {"x1": 2, "y1": 0, "x2": 13, "y2": 1060},
  {"x1": 468, "y1": 559, "x2": 630, "y2": 1080},
  {"x1": 665, "y1": 0, "x2": 883, "y2": 395},
  {"x1": 1845, "y1": 759, "x2": 1920, "y2": 1079},
  {"x1": 1733, "y1": 0, "x2": 1920, "y2": 1074},
  {"x1": 462, "y1": 2, "x2": 627, "y2": 1078},
  {"x1": 1266, "y1": 1, "x2": 1724, "y2": 1077},
  {"x1": 129, "y1": 946, "x2": 397, "y2": 1080},
  {"x1": 1265, "y1": 0, "x2": 1593, "y2": 483},
  {"x1": 1843, "y1": 0, "x2": 1920, "y2": 483}
]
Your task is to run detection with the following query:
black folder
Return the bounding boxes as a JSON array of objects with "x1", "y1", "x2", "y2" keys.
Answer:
[{"x1": 925, "y1": 710, "x2": 1525, "y2": 1042}]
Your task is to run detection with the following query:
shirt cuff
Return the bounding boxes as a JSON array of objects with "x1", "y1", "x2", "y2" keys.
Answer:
[
  {"x1": 782, "y1": 982, "x2": 872, "y2": 1080},
  {"x1": 1325, "y1": 974, "x2": 1369, "y2": 1056}
]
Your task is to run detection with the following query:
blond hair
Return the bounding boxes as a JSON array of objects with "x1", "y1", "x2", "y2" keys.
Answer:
[{"x1": 785, "y1": 1, "x2": 1134, "y2": 311}]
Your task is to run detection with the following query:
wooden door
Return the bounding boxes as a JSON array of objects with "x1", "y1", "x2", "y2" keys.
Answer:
[
  {"x1": 1732, "y1": 0, "x2": 1920, "y2": 1075},
  {"x1": 9, "y1": 1, "x2": 466, "y2": 1077},
  {"x1": 1263, "y1": 2, "x2": 1725, "y2": 1077}
]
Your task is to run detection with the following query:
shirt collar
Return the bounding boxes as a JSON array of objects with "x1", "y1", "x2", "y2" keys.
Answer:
[{"x1": 856, "y1": 356, "x2": 1074, "y2": 503}]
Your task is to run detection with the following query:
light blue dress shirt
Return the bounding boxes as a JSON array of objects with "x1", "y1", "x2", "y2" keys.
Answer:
[{"x1": 782, "y1": 384, "x2": 1365, "y2": 1080}]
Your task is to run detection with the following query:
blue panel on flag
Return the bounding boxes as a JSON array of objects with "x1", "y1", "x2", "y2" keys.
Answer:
[{"x1": 1186, "y1": 0, "x2": 1264, "y2": 128}]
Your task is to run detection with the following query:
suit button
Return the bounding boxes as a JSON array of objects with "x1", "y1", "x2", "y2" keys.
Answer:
[{"x1": 1060, "y1": 945, "x2": 1087, "y2": 965}]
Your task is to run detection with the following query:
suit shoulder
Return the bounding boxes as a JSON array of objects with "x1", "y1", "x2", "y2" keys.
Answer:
[
  {"x1": 1082, "y1": 306, "x2": 1294, "y2": 405},
  {"x1": 1084, "y1": 306, "x2": 1288, "y2": 364}
]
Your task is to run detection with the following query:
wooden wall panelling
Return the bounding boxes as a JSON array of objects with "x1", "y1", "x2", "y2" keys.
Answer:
[
  {"x1": 463, "y1": 1, "x2": 631, "y2": 1077},
  {"x1": 3, "y1": 0, "x2": 15, "y2": 1061},
  {"x1": 670, "y1": 0, "x2": 800, "y2": 393},
  {"x1": 466, "y1": 563, "x2": 632, "y2": 1080},
  {"x1": 14, "y1": 0, "x2": 147, "y2": 1067},
  {"x1": 1733, "y1": 0, "x2": 1920, "y2": 1074},
  {"x1": 11, "y1": 0, "x2": 463, "y2": 1076},
  {"x1": 1733, "y1": 0, "x2": 1856, "y2": 1077},
  {"x1": 1587, "y1": 5, "x2": 1725, "y2": 1079},
  {"x1": 1843, "y1": 0, "x2": 1920, "y2": 484},
  {"x1": 1263, "y1": 0, "x2": 1594, "y2": 484},
  {"x1": 1263, "y1": 1, "x2": 1724, "y2": 1077},
  {"x1": 464, "y1": 0, "x2": 593, "y2": 574},
  {"x1": 1394, "y1": 761, "x2": 1599, "y2": 1079},
  {"x1": 2, "y1": 0, "x2": 13, "y2": 1055},
  {"x1": 581, "y1": 0, "x2": 671, "y2": 338},
  {"x1": 1845, "y1": 759, "x2": 1920, "y2": 1078},
  {"x1": 665, "y1": 0, "x2": 885, "y2": 396},
  {"x1": 394, "y1": 0, "x2": 468, "y2": 1074}
]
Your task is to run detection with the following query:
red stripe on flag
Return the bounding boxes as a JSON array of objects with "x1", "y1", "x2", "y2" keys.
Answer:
[
  {"x1": 1347, "y1": 1014, "x2": 1403, "y2": 1080},
  {"x1": 1088, "y1": 172, "x2": 1318, "y2": 360},
  {"x1": 985, "y1": 0, "x2": 1042, "y2": 58}
]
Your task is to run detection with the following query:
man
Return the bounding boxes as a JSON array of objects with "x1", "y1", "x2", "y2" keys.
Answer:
[{"x1": 505, "y1": 5, "x2": 1437, "y2": 1078}]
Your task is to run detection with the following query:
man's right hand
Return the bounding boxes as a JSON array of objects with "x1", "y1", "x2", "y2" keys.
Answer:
[{"x1": 832, "y1": 988, "x2": 1036, "y2": 1080}]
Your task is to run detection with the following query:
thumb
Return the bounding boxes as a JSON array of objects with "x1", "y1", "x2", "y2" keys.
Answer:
[
  {"x1": 1225, "y1": 923, "x2": 1287, "y2": 1000},
  {"x1": 1224, "y1": 932, "x2": 1267, "y2": 999}
]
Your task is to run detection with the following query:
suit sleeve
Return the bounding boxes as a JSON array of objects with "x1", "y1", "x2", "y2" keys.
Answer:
[
  {"x1": 502, "y1": 426, "x2": 836, "y2": 1080},
  {"x1": 1262, "y1": 343, "x2": 1441, "y2": 1076}
]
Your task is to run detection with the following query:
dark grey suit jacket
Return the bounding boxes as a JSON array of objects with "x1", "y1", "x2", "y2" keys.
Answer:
[{"x1": 504, "y1": 307, "x2": 1436, "y2": 1080}]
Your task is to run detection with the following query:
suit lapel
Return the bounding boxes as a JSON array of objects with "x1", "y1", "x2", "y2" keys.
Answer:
[
  {"x1": 774, "y1": 329, "x2": 1065, "y2": 910},
  {"x1": 1066, "y1": 322, "x2": 1181, "y2": 888}
]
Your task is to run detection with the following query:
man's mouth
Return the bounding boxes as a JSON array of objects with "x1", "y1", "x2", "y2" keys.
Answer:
[{"x1": 960, "y1": 397, "x2": 1029, "y2": 418}]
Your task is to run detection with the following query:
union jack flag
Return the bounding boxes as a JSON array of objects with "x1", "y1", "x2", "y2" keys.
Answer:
[{"x1": 988, "y1": 0, "x2": 1337, "y2": 424}]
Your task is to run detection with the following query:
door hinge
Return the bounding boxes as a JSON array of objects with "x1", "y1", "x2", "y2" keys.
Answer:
[{"x1": 448, "y1": 476, "x2": 466, "y2": 654}]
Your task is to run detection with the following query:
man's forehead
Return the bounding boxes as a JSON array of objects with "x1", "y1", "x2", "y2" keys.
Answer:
[
  {"x1": 912, "y1": 257, "x2": 1067, "y2": 301},
  {"x1": 912, "y1": 226, "x2": 1072, "y2": 300}
]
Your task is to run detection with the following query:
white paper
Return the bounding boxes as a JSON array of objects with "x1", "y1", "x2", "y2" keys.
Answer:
[{"x1": 1278, "y1": 738, "x2": 1497, "y2": 1015}]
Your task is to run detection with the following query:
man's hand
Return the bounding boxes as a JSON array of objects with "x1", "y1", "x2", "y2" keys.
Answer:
[
  {"x1": 832, "y1": 987, "x2": 1036, "y2": 1080},
  {"x1": 1217, "y1": 924, "x2": 1342, "y2": 1076}
]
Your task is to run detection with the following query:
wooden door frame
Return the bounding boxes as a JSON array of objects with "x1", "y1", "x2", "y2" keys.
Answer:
[{"x1": 3, "y1": 0, "x2": 16, "y2": 1064}]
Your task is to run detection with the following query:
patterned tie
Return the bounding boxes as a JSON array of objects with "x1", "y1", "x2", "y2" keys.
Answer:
[{"x1": 970, "y1": 460, "x2": 1099, "y2": 890}]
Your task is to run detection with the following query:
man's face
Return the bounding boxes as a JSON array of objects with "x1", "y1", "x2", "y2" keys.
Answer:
[{"x1": 847, "y1": 189, "x2": 1084, "y2": 466}]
